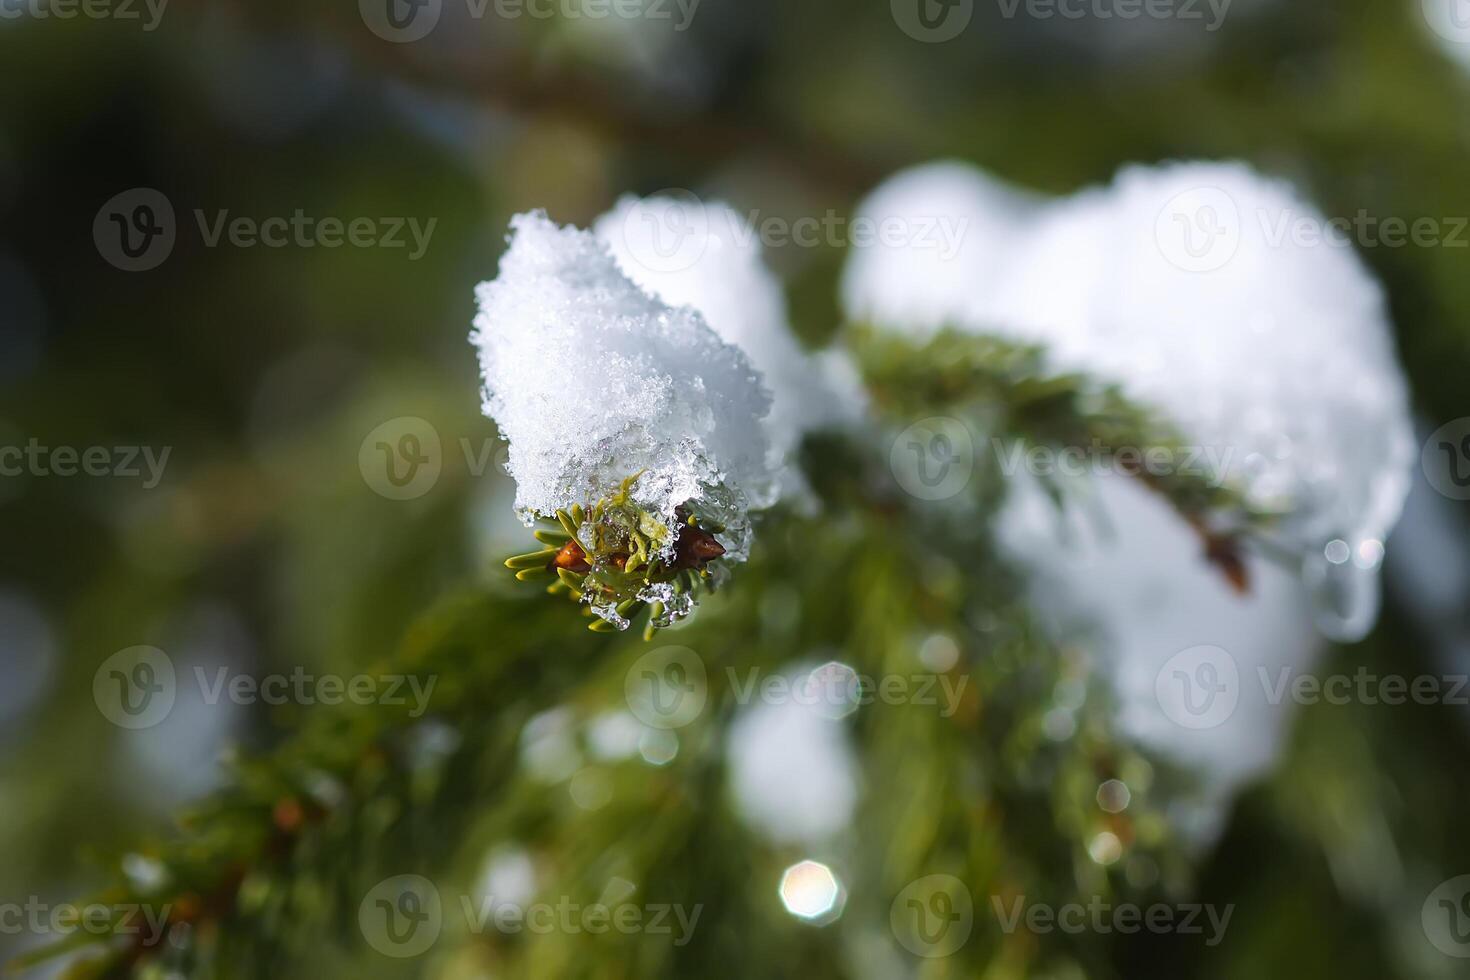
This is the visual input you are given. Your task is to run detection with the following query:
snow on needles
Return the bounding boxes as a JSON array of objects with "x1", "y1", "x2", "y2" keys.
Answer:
[
  {"x1": 595, "y1": 194, "x2": 864, "y2": 492},
  {"x1": 842, "y1": 159, "x2": 1417, "y2": 828},
  {"x1": 843, "y1": 159, "x2": 1415, "y2": 642},
  {"x1": 472, "y1": 211, "x2": 777, "y2": 559},
  {"x1": 841, "y1": 161, "x2": 1040, "y2": 336}
]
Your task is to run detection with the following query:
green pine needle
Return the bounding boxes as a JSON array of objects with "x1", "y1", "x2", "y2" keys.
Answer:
[
  {"x1": 502, "y1": 474, "x2": 728, "y2": 638},
  {"x1": 505, "y1": 551, "x2": 553, "y2": 569}
]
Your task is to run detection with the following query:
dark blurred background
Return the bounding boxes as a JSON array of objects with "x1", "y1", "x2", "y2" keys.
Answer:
[{"x1": 3, "y1": 0, "x2": 1470, "y2": 976}]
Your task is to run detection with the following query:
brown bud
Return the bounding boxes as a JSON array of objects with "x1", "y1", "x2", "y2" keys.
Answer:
[
  {"x1": 1204, "y1": 534, "x2": 1250, "y2": 595},
  {"x1": 674, "y1": 524, "x2": 726, "y2": 569},
  {"x1": 273, "y1": 797, "x2": 305, "y2": 833},
  {"x1": 552, "y1": 540, "x2": 591, "y2": 574},
  {"x1": 172, "y1": 893, "x2": 203, "y2": 923}
]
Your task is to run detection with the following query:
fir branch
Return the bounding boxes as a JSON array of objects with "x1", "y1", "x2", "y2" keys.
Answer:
[
  {"x1": 26, "y1": 331, "x2": 1253, "y2": 979},
  {"x1": 26, "y1": 505, "x2": 1197, "y2": 979},
  {"x1": 847, "y1": 324, "x2": 1281, "y2": 592},
  {"x1": 501, "y1": 475, "x2": 730, "y2": 638},
  {"x1": 20, "y1": 594, "x2": 599, "y2": 978}
]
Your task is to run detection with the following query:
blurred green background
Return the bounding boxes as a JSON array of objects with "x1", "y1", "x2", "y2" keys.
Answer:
[{"x1": 3, "y1": 0, "x2": 1470, "y2": 976}]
